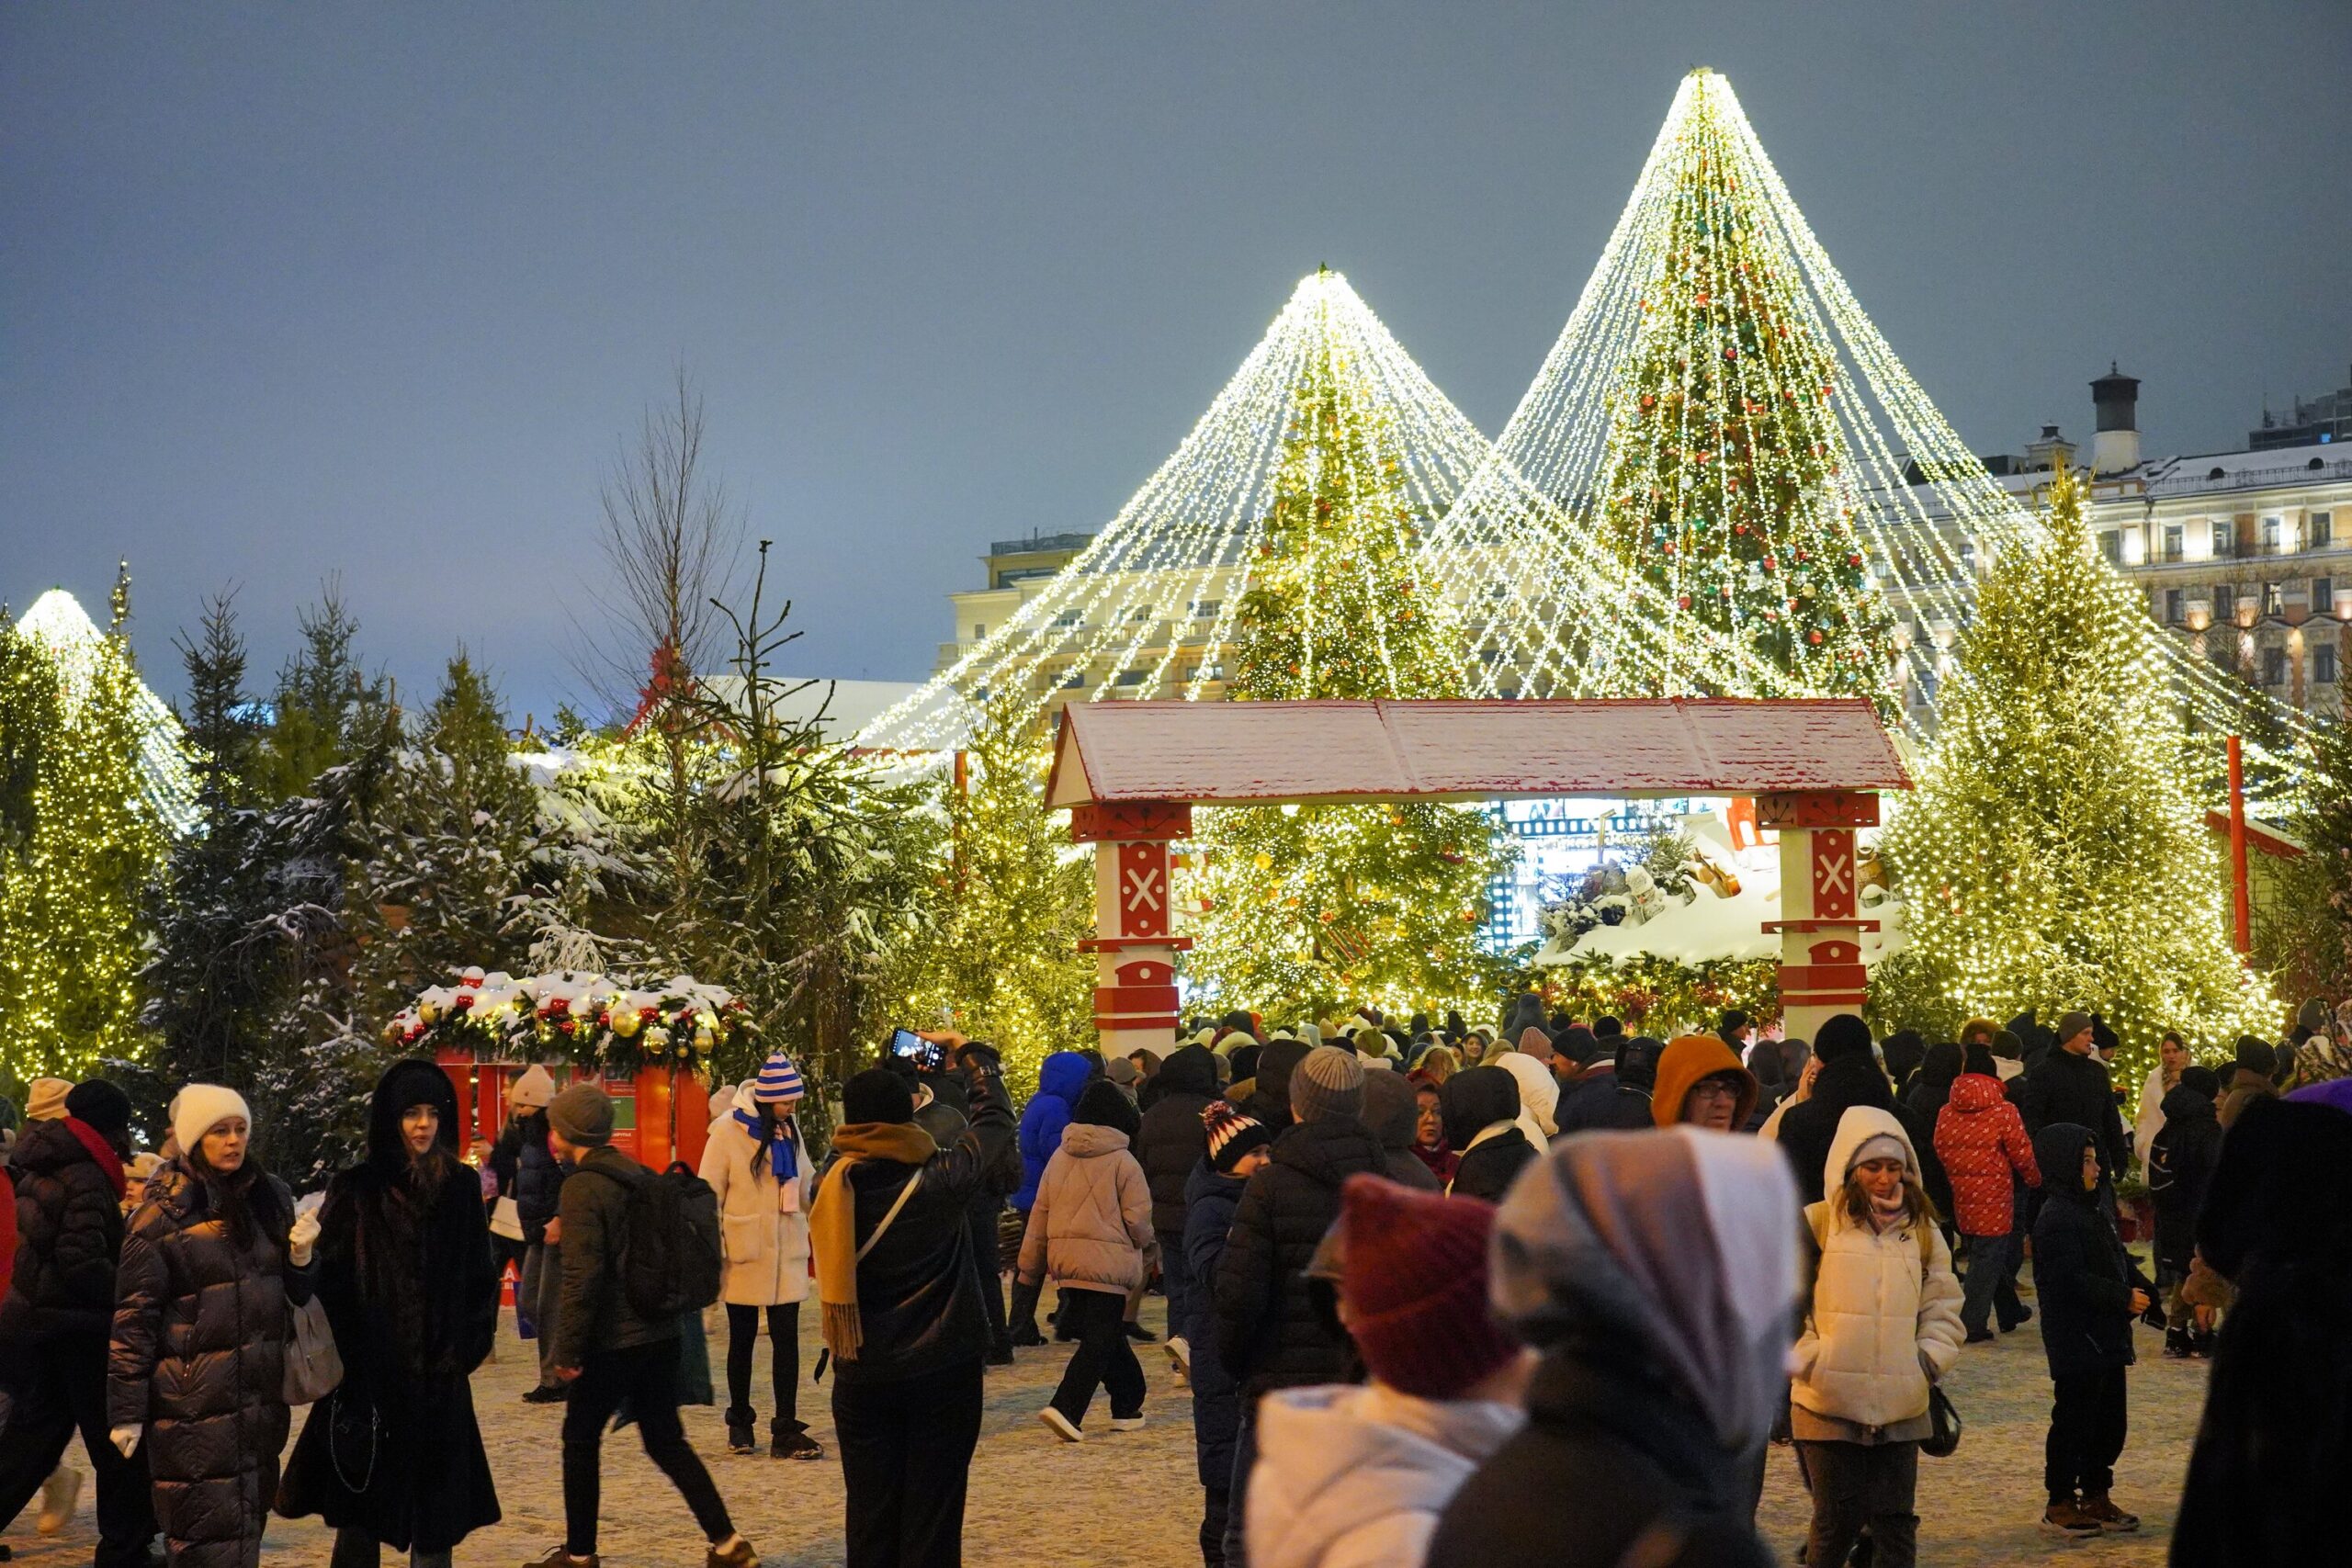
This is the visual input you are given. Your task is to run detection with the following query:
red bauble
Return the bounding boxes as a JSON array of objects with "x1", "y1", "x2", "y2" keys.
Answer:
[{"x1": 1808, "y1": 630, "x2": 1824, "y2": 645}]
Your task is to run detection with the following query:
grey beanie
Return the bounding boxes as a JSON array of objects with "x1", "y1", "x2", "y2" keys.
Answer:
[
  {"x1": 1290, "y1": 1045, "x2": 1366, "y2": 1123},
  {"x1": 548, "y1": 1081, "x2": 615, "y2": 1146}
]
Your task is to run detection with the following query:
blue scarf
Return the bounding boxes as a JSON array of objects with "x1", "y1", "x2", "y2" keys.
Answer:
[{"x1": 735, "y1": 1105, "x2": 798, "y2": 1182}]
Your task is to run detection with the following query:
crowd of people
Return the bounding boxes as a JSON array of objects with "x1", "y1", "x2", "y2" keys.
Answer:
[{"x1": 2, "y1": 989, "x2": 2347, "y2": 1568}]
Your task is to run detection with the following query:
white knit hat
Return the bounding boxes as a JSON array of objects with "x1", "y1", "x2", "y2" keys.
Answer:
[
  {"x1": 173, "y1": 1084, "x2": 252, "y2": 1156},
  {"x1": 507, "y1": 1064, "x2": 558, "y2": 1111}
]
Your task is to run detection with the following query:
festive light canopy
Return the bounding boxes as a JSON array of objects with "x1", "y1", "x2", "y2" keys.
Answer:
[
  {"x1": 1433, "y1": 68, "x2": 2310, "y2": 767},
  {"x1": 15, "y1": 588, "x2": 199, "y2": 834},
  {"x1": 855, "y1": 267, "x2": 1496, "y2": 754}
]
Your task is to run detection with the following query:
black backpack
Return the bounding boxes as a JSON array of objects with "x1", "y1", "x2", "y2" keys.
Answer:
[{"x1": 592, "y1": 1159, "x2": 723, "y2": 1319}]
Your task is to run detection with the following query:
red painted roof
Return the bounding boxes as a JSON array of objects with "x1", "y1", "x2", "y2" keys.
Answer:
[{"x1": 1046, "y1": 697, "x2": 1909, "y2": 807}]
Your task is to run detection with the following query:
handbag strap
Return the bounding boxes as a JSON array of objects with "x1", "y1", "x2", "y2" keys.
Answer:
[{"x1": 856, "y1": 1168, "x2": 922, "y2": 1263}]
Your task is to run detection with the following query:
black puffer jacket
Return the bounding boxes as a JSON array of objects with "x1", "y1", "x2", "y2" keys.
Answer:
[
  {"x1": 501, "y1": 1110, "x2": 560, "y2": 1244},
  {"x1": 831, "y1": 1062, "x2": 1016, "y2": 1387},
  {"x1": 1775, "y1": 1052, "x2": 1951, "y2": 1213},
  {"x1": 2030, "y1": 1122, "x2": 2143, "y2": 1379},
  {"x1": 1443, "y1": 1067, "x2": 1538, "y2": 1201},
  {"x1": 279, "y1": 1059, "x2": 501, "y2": 1553},
  {"x1": 2018, "y1": 1046, "x2": 2128, "y2": 1176},
  {"x1": 0, "y1": 1115, "x2": 128, "y2": 1344},
  {"x1": 110, "y1": 1156, "x2": 311, "y2": 1568},
  {"x1": 1135, "y1": 1044, "x2": 1218, "y2": 1234},
  {"x1": 1212, "y1": 1112, "x2": 1383, "y2": 1395},
  {"x1": 2147, "y1": 1085, "x2": 2222, "y2": 1274},
  {"x1": 1427, "y1": 1350, "x2": 1773, "y2": 1568}
]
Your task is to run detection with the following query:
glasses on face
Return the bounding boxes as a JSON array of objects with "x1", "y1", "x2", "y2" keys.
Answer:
[{"x1": 1688, "y1": 1080, "x2": 1742, "y2": 1102}]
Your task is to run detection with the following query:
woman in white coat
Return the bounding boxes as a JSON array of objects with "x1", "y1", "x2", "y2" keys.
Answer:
[
  {"x1": 1790, "y1": 1106, "x2": 1963, "y2": 1568},
  {"x1": 696, "y1": 1051, "x2": 820, "y2": 1459}
]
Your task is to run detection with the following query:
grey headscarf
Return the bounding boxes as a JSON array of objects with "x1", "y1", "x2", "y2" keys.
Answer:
[{"x1": 1488, "y1": 1127, "x2": 1798, "y2": 1452}]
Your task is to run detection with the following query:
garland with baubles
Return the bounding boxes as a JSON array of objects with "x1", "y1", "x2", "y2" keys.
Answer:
[{"x1": 383, "y1": 967, "x2": 757, "y2": 1071}]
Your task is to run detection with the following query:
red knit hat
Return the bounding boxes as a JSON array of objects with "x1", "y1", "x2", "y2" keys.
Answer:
[{"x1": 1339, "y1": 1174, "x2": 1519, "y2": 1400}]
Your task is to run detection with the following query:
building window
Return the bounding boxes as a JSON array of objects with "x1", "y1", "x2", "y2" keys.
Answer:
[
  {"x1": 2099, "y1": 532, "x2": 2121, "y2": 564},
  {"x1": 2318, "y1": 645, "x2": 2340, "y2": 686},
  {"x1": 1116, "y1": 669, "x2": 1148, "y2": 686},
  {"x1": 2211, "y1": 521, "x2": 2232, "y2": 558},
  {"x1": 1060, "y1": 670, "x2": 1085, "y2": 689},
  {"x1": 2265, "y1": 581, "x2": 2286, "y2": 617},
  {"x1": 2315, "y1": 513, "x2": 2335, "y2": 549},
  {"x1": 1055, "y1": 610, "x2": 1081, "y2": 627},
  {"x1": 2263, "y1": 647, "x2": 2289, "y2": 687},
  {"x1": 2318, "y1": 578, "x2": 2337, "y2": 616},
  {"x1": 971, "y1": 623, "x2": 985, "y2": 639},
  {"x1": 2165, "y1": 588, "x2": 2185, "y2": 624},
  {"x1": 2263, "y1": 515, "x2": 2283, "y2": 553},
  {"x1": 2213, "y1": 584, "x2": 2235, "y2": 623},
  {"x1": 1188, "y1": 599, "x2": 1221, "y2": 619},
  {"x1": 2162, "y1": 523, "x2": 2184, "y2": 561}
]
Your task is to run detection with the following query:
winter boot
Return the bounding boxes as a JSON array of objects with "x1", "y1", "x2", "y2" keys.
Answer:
[
  {"x1": 770, "y1": 1417, "x2": 823, "y2": 1461},
  {"x1": 2164, "y1": 1327, "x2": 2195, "y2": 1359},
  {"x1": 725, "y1": 1409, "x2": 757, "y2": 1455},
  {"x1": 1008, "y1": 1279, "x2": 1046, "y2": 1347},
  {"x1": 2076, "y1": 1493, "x2": 2139, "y2": 1533},
  {"x1": 705, "y1": 1535, "x2": 758, "y2": 1568},
  {"x1": 1122, "y1": 1321, "x2": 1157, "y2": 1344},
  {"x1": 2039, "y1": 1500, "x2": 2098, "y2": 1539},
  {"x1": 37, "y1": 1468, "x2": 81, "y2": 1534}
]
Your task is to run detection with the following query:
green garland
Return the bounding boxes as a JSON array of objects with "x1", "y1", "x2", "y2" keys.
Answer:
[{"x1": 383, "y1": 966, "x2": 757, "y2": 1073}]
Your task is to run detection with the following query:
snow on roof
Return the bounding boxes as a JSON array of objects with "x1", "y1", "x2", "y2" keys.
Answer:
[{"x1": 1046, "y1": 697, "x2": 1908, "y2": 808}]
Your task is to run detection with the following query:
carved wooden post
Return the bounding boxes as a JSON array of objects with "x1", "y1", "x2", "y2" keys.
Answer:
[
  {"x1": 1071, "y1": 800, "x2": 1192, "y2": 1062},
  {"x1": 1757, "y1": 790, "x2": 1881, "y2": 1045}
]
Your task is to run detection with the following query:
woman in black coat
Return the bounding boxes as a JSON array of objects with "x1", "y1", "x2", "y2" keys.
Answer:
[
  {"x1": 110, "y1": 1086, "x2": 316, "y2": 1568},
  {"x1": 1442, "y1": 1066, "x2": 1535, "y2": 1202},
  {"x1": 279, "y1": 1060, "x2": 501, "y2": 1567}
]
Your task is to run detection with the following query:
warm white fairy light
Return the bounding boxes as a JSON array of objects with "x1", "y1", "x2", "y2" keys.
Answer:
[
  {"x1": 854, "y1": 269, "x2": 1498, "y2": 756},
  {"x1": 1449, "y1": 68, "x2": 2312, "y2": 775},
  {"x1": 16, "y1": 589, "x2": 199, "y2": 834}
]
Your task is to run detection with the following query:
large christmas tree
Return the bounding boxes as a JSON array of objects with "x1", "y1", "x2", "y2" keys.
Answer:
[
  {"x1": 1187, "y1": 327, "x2": 1513, "y2": 1020},
  {"x1": 1591, "y1": 84, "x2": 1894, "y2": 708},
  {"x1": 1875, "y1": 468, "x2": 2275, "y2": 1078},
  {"x1": 0, "y1": 573, "x2": 175, "y2": 1077}
]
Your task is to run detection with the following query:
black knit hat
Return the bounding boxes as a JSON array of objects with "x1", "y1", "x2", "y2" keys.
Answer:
[
  {"x1": 64, "y1": 1078, "x2": 133, "y2": 1140},
  {"x1": 1815, "y1": 1013, "x2": 1875, "y2": 1064},
  {"x1": 1074, "y1": 1077, "x2": 1141, "y2": 1138},
  {"x1": 842, "y1": 1066, "x2": 915, "y2": 1125}
]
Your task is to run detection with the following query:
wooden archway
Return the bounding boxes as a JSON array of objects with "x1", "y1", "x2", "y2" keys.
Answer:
[{"x1": 1046, "y1": 697, "x2": 1911, "y2": 1054}]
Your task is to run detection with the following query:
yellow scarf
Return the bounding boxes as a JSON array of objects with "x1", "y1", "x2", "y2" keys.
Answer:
[{"x1": 809, "y1": 1122, "x2": 938, "y2": 1362}]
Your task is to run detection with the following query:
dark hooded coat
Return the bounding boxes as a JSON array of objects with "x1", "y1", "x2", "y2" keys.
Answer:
[
  {"x1": 1239, "y1": 1039, "x2": 1308, "y2": 1134},
  {"x1": 109, "y1": 1147, "x2": 310, "y2": 1568},
  {"x1": 1442, "y1": 1067, "x2": 1537, "y2": 1202},
  {"x1": 1359, "y1": 1068, "x2": 1441, "y2": 1191},
  {"x1": 0, "y1": 1114, "x2": 129, "y2": 1346},
  {"x1": 1775, "y1": 1049, "x2": 1950, "y2": 1213},
  {"x1": 2171, "y1": 1097, "x2": 2352, "y2": 1568},
  {"x1": 2028, "y1": 1122, "x2": 2143, "y2": 1379},
  {"x1": 1134, "y1": 1043, "x2": 1219, "y2": 1233},
  {"x1": 278, "y1": 1060, "x2": 501, "y2": 1553},
  {"x1": 2146, "y1": 1082, "x2": 2222, "y2": 1274}
]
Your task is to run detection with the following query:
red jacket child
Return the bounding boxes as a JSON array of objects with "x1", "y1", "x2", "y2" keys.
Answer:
[{"x1": 1935, "y1": 1072, "x2": 2041, "y2": 1236}]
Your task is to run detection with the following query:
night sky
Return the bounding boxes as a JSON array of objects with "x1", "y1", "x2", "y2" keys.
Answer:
[{"x1": 6, "y1": 2, "x2": 2346, "y2": 720}]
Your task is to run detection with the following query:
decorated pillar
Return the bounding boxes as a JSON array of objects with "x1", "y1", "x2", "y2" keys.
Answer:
[
  {"x1": 1757, "y1": 790, "x2": 1881, "y2": 1045},
  {"x1": 1071, "y1": 800, "x2": 1193, "y2": 1062}
]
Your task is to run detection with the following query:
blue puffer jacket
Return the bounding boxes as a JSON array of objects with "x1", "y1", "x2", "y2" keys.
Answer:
[
  {"x1": 1012, "y1": 1053, "x2": 1092, "y2": 1212},
  {"x1": 1182, "y1": 1156, "x2": 1247, "y2": 1486}
]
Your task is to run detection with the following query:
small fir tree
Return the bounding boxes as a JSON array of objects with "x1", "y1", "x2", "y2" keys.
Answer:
[{"x1": 1876, "y1": 468, "x2": 2276, "y2": 1079}]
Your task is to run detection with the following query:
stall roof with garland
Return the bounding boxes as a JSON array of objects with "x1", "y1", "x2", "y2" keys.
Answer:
[{"x1": 1046, "y1": 696, "x2": 1909, "y2": 808}]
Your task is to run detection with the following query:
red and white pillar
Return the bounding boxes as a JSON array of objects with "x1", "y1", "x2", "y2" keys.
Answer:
[
  {"x1": 1071, "y1": 800, "x2": 1192, "y2": 1061},
  {"x1": 1758, "y1": 790, "x2": 1881, "y2": 1045}
]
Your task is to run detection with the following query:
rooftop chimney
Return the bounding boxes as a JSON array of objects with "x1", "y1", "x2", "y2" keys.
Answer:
[{"x1": 2091, "y1": 363, "x2": 2141, "y2": 475}]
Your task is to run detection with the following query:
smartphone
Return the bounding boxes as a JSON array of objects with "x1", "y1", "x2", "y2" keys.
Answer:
[{"x1": 889, "y1": 1028, "x2": 945, "y2": 1071}]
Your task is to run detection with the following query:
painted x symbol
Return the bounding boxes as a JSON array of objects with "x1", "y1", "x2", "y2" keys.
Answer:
[
  {"x1": 1818, "y1": 852, "x2": 1852, "y2": 896},
  {"x1": 1125, "y1": 867, "x2": 1162, "y2": 912}
]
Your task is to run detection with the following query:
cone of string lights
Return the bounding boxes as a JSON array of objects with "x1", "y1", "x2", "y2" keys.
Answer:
[{"x1": 1873, "y1": 467, "x2": 2278, "y2": 1080}]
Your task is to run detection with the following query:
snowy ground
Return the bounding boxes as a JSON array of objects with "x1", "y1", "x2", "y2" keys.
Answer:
[{"x1": 7, "y1": 1276, "x2": 2203, "y2": 1567}]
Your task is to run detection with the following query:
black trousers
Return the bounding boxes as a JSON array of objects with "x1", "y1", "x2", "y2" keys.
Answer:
[
  {"x1": 2045, "y1": 1367, "x2": 2129, "y2": 1500},
  {"x1": 0, "y1": 1333, "x2": 156, "y2": 1568},
  {"x1": 561, "y1": 1338, "x2": 734, "y2": 1556},
  {"x1": 1797, "y1": 1439, "x2": 1918, "y2": 1568},
  {"x1": 967, "y1": 1196, "x2": 1010, "y2": 1351},
  {"x1": 723, "y1": 1302, "x2": 799, "y2": 1425},
  {"x1": 1047, "y1": 1289, "x2": 1146, "y2": 1427},
  {"x1": 833, "y1": 1359, "x2": 985, "y2": 1568}
]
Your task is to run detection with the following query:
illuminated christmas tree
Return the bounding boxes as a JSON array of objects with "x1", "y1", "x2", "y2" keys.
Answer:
[
  {"x1": 1874, "y1": 468, "x2": 2276, "y2": 1078},
  {"x1": 891, "y1": 701, "x2": 1094, "y2": 1095},
  {"x1": 1188, "y1": 338, "x2": 1511, "y2": 1020},
  {"x1": 1589, "y1": 82, "x2": 1894, "y2": 706},
  {"x1": 0, "y1": 571, "x2": 175, "y2": 1077}
]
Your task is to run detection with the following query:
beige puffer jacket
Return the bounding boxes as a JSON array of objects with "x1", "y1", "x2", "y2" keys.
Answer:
[
  {"x1": 1791, "y1": 1107, "x2": 1963, "y2": 1438},
  {"x1": 1017, "y1": 1122, "x2": 1154, "y2": 1295}
]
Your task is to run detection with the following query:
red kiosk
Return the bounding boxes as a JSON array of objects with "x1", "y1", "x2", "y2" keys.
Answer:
[{"x1": 1045, "y1": 697, "x2": 1911, "y2": 1049}]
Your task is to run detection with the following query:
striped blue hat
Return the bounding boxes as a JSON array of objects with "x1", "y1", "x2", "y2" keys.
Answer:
[{"x1": 751, "y1": 1051, "x2": 806, "y2": 1107}]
